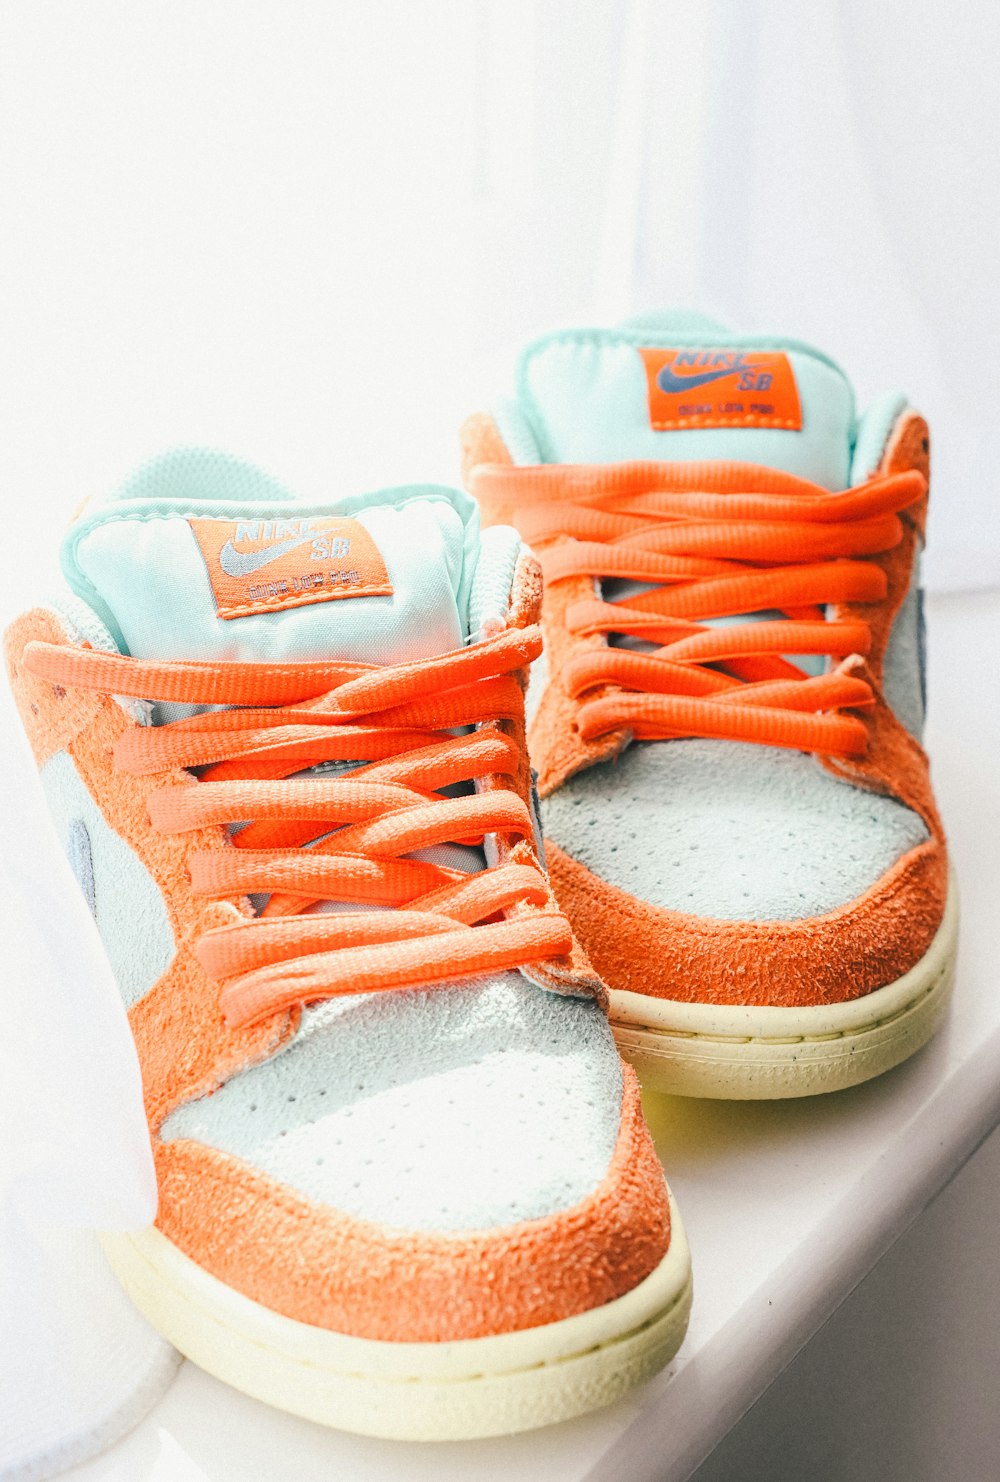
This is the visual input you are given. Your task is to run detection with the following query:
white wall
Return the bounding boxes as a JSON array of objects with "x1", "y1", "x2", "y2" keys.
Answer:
[{"x1": 1, "y1": 0, "x2": 997, "y2": 623}]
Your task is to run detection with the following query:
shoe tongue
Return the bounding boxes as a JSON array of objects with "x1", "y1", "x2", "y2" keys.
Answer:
[
  {"x1": 62, "y1": 449, "x2": 486, "y2": 664},
  {"x1": 514, "y1": 313, "x2": 855, "y2": 490}
]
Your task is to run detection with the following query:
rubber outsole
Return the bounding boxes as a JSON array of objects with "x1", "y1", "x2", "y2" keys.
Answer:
[
  {"x1": 609, "y1": 876, "x2": 959, "y2": 1100},
  {"x1": 99, "y1": 1188, "x2": 692, "y2": 1441}
]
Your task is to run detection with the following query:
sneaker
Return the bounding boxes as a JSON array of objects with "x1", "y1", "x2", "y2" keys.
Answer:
[
  {"x1": 5, "y1": 449, "x2": 691, "y2": 1438},
  {"x1": 461, "y1": 314, "x2": 957, "y2": 1100}
]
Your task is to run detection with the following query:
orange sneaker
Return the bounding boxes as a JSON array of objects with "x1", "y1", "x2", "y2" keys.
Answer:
[
  {"x1": 5, "y1": 450, "x2": 691, "y2": 1437},
  {"x1": 462, "y1": 315, "x2": 957, "y2": 1099}
]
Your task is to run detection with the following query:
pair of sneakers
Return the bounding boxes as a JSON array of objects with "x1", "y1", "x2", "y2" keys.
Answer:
[{"x1": 5, "y1": 313, "x2": 955, "y2": 1440}]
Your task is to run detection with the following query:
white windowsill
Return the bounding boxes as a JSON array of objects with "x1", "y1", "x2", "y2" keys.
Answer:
[{"x1": 65, "y1": 587, "x2": 1000, "y2": 1482}]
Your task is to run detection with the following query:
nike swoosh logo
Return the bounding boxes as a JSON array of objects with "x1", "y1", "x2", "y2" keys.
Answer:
[
  {"x1": 219, "y1": 532, "x2": 317, "y2": 577},
  {"x1": 66, "y1": 817, "x2": 96, "y2": 918},
  {"x1": 656, "y1": 363, "x2": 749, "y2": 395}
]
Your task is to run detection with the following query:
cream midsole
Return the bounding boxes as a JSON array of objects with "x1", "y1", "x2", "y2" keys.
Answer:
[
  {"x1": 610, "y1": 874, "x2": 958, "y2": 1046},
  {"x1": 99, "y1": 1188, "x2": 691, "y2": 1386}
]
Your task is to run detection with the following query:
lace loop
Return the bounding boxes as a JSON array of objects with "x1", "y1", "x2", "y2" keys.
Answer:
[
  {"x1": 470, "y1": 461, "x2": 926, "y2": 757},
  {"x1": 24, "y1": 625, "x2": 572, "y2": 1027}
]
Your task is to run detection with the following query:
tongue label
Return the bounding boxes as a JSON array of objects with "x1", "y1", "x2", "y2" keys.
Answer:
[
  {"x1": 638, "y1": 348, "x2": 802, "y2": 433},
  {"x1": 188, "y1": 516, "x2": 394, "y2": 620}
]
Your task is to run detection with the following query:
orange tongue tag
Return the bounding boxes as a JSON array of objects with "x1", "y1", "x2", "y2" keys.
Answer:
[
  {"x1": 189, "y1": 516, "x2": 394, "y2": 620},
  {"x1": 638, "y1": 347, "x2": 802, "y2": 432}
]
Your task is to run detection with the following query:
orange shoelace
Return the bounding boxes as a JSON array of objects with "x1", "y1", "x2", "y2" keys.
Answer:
[
  {"x1": 472, "y1": 461, "x2": 927, "y2": 757},
  {"x1": 24, "y1": 626, "x2": 573, "y2": 1028}
]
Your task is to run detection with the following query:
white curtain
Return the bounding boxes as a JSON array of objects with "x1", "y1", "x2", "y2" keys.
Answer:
[
  {"x1": 0, "y1": 692, "x2": 179, "y2": 1481},
  {"x1": 1, "y1": 2, "x2": 995, "y2": 1472}
]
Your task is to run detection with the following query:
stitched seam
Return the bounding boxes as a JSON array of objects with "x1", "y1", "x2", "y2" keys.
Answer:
[
  {"x1": 62, "y1": 489, "x2": 469, "y2": 650},
  {"x1": 214, "y1": 584, "x2": 393, "y2": 619},
  {"x1": 612, "y1": 957, "x2": 952, "y2": 1046},
  {"x1": 159, "y1": 1099, "x2": 643, "y2": 1257},
  {"x1": 114, "y1": 1229, "x2": 690, "y2": 1384},
  {"x1": 552, "y1": 837, "x2": 941, "y2": 940},
  {"x1": 650, "y1": 416, "x2": 800, "y2": 432}
]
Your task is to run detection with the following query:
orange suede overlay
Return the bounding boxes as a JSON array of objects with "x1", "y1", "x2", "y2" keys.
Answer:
[
  {"x1": 5, "y1": 607, "x2": 296, "y2": 1130},
  {"x1": 6, "y1": 609, "x2": 104, "y2": 768},
  {"x1": 491, "y1": 549, "x2": 541, "y2": 817},
  {"x1": 486, "y1": 549, "x2": 607, "y2": 1001},
  {"x1": 153, "y1": 1063, "x2": 670, "y2": 1340},
  {"x1": 460, "y1": 411, "x2": 512, "y2": 499},
  {"x1": 459, "y1": 407, "x2": 949, "y2": 1008},
  {"x1": 548, "y1": 839, "x2": 946, "y2": 1008},
  {"x1": 7, "y1": 598, "x2": 650, "y2": 1340},
  {"x1": 822, "y1": 413, "x2": 943, "y2": 842},
  {"x1": 460, "y1": 413, "x2": 628, "y2": 794}
]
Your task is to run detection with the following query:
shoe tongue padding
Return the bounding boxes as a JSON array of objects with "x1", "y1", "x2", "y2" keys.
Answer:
[
  {"x1": 62, "y1": 450, "x2": 486, "y2": 665},
  {"x1": 514, "y1": 326, "x2": 856, "y2": 490}
]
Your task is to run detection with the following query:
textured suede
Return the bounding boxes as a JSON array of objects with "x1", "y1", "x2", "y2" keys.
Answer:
[
  {"x1": 460, "y1": 404, "x2": 949, "y2": 1009},
  {"x1": 6, "y1": 596, "x2": 603, "y2": 1114},
  {"x1": 7, "y1": 597, "x2": 666, "y2": 1340},
  {"x1": 6, "y1": 607, "x2": 299, "y2": 1129},
  {"x1": 5, "y1": 609, "x2": 104, "y2": 767},
  {"x1": 541, "y1": 740, "x2": 930, "y2": 922},
  {"x1": 461, "y1": 414, "x2": 628, "y2": 795},
  {"x1": 548, "y1": 838, "x2": 946, "y2": 1007},
  {"x1": 507, "y1": 545, "x2": 544, "y2": 633},
  {"x1": 822, "y1": 413, "x2": 943, "y2": 841},
  {"x1": 460, "y1": 412, "x2": 513, "y2": 504},
  {"x1": 161, "y1": 976, "x2": 624, "y2": 1231},
  {"x1": 491, "y1": 549, "x2": 540, "y2": 816},
  {"x1": 41, "y1": 750, "x2": 176, "y2": 1005},
  {"x1": 529, "y1": 575, "x2": 630, "y2": 796},
  {"x1": 480, "y1": 549, "x2": 606, "y2": 1001},
  {"x1": 153, "y1": 1063, "x2": 669, "y2": 1340}
]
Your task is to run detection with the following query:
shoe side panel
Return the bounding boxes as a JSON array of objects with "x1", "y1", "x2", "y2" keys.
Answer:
[
  {"x1": 153, "y1": 1063, "x2": 671, "y2": 1341},
  {"x1": 5, "y1": 606, "x2": 296, "y2": 1128},
  {"x1": 548, "y1": 837, "x2": 947, "y2": 1008}
]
